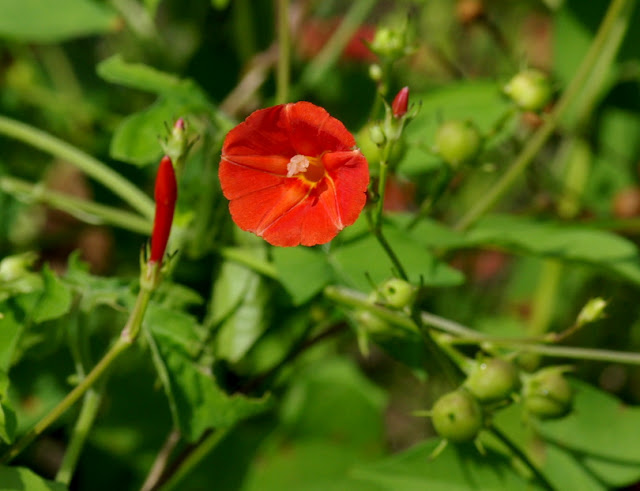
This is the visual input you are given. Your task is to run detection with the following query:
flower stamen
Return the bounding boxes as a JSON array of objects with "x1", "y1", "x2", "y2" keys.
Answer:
[{"x1": 287, "y1": 154, "x2": 310, "y2": 177}]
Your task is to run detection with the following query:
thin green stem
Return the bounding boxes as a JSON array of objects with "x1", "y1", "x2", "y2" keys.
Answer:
[
  {"x1": 1, "y1": 284, "x2": 155, "y2": 464},
  {"x1": 0, "y1": 175, "x2": 152, "y2": 234},
  {"x1": 55, "y1": 388, "x2": 102, "y2": 485},
  {"x1": 454, "y1": 0, "x2": 633, "y2": 231},
  {"x1": 323, "y1": 285, "x2": 640, "y2": 366},
  {"x1": 275, "y1": 0, "x2": 290, "y2": 104},
  {"x1": 299, "y1": 0, "x2": 376, "y2": 89},
  {"x1": 0, "y1": 337, "x2": 129, "y2": 464},
  {"x1": 371, "y1": 227, "x2": 408, "y2": 281},
  {"x1": 0, "y1": 115, "x2": 155, "y2": 219},
  {"x1": 157, "y1": 428, "x2": 230, "y2": 491}
]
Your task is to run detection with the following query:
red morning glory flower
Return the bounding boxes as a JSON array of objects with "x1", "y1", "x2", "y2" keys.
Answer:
[{"x1": 219, "y1": 102, "x2": 370, "y2": 247}]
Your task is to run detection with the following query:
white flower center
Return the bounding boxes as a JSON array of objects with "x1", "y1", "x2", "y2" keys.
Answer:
[{"x1": 287, "y1": 154, "x2": 310, "y2": 177}]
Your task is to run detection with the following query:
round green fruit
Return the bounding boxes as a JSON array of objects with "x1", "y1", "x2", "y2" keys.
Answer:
[
  {"x1": 464, "y1": 358, "x2": 520, "y2": 403},
  {"x1": 434, "y1": 120, "x2": 482, "y2": 167},
  {"x1": 431, "y1": 389, "x2": 483, "y2": 442},
  {"x1": 523, "y1": 369, "x2": 573, "y2": 419},
  {"x1": 379, "y1": 278, "x2": 416, "y2": 309},
  {"x1": 504, "y1": 69, "x2": 552, "y2": 112}
]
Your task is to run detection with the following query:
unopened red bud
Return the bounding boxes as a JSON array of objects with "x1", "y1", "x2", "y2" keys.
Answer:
[
  {"x1": 150, "y1": 156, "x2": 177, "y2": 264},
  {"x1": 392, "y1": 86, "x2": 409, "y2": 118},
  {"x1": 174, "y1": 118, "x2": 185, "y2": 131}
]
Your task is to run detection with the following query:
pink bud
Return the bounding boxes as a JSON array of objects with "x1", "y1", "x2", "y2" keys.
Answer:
[
  {"x1": 174, "y1": 118, "x2": 185, "y2": 131},
  {"x1": 391, "y1": 86, "x2": 409, "y2": 118}
]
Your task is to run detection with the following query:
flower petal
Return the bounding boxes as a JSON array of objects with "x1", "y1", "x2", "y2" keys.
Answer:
[
  {"x1": 228, "y1": 179, "x2": 311, "y2": 238},
  {"x1": 222, "y1": 105, "x2": 295, "y2": 158},
  {"x1": 322, "y1": 149, "x2": 369, "y2": 227},
  {"x1": 283, "y1": 102, "x2": 356, "y2": 157},
  {"x1": 219, "y1": 159, "x2": 286, "y2": 200}
]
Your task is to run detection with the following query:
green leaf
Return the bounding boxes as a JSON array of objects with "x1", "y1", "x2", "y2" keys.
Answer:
[
  {"x1": 145, "y1": 304, "x2": 271, "y2": 441},
  {"x1": 331, "y1": 223, "x2": 464, "y2": 292},
  {"x1": 351, "y1": 439, "x2": 543, "y2": 490},
  {"x1": 210, "y1": 257, "x2": 271, "y2": 363},
  {"x1": 109, "y1": 97, "x2": 191, "y2": 166},
  {"x1": 399, "y1": 81, "x2": 514, "y2": 176},
  {"x1": 279, "y1": 358, "x2": 386, "y2": 447},
  {"x1": 0, "y1": 306, "x2": 22, "y2": 371},
  {"x1": 0, "y1": 465, "x2": 67, "y2": 490},
  {"x1": 0, "y1": 401, "x2": 17, "y2": 444},
  {"x1": 98, "y1": 56, "x2": 212, "y2": 165},
  {"x1": 581, "y1": 454, "x2": 640, "y2": 488},
  {"x1": 536, "y1": 380, "x2": 640, "y2": 463},
  {"x1": 63, "y1": 252, "x2": 131, "y2": 312},
  {"x1": 272, "y1": 247, "x2": 334, "y2": 305},
  {"x1": 143, "y1": 0, "x2": 161, "y2": 16},
  {"x1": 0, "y1": 0, "x2": 117, "y2": 42},
  {"x1": 465, "y1": 215, "x2": 640, "y2": 285},
  {"x1": 245, "y1": 440, "x2": 381, "y2": 491},
  {"x1": 15, "y1": 265, "x2": 72, "y2": 323},
  {"x1": 211, "y1": 0, "x2": 231, "y2": 9},
  {"x1": 97, "y1": 55, "x2": 183, "y2": 95}
]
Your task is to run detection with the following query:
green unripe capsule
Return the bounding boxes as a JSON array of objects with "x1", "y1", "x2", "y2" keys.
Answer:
[
  {"x1": 379, "y1": 278, "x2": 416, "y2": 309},
  {"x1": 431, "y1": 389, "x2": 483, "y2": 442},
  {"x1": 523, "y1": 368, "x2": 573, "y2": 419},
  {"x1": 504, "y1": 69, "x2": 552, "y2": 112},
  {"x1": 434, "y1": 120, "x2": 482, "y2": 168},
  {"x1": 464, "y1": 358, "x2": 520, "y2": 404}
]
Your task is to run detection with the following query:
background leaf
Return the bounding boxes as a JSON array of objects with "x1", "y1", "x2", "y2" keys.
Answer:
[
  {"x1": 0, "y1": 0, "x2": 117, "y2": 42},
  {"x1": 0, "y1": 465, "x2": 67, "y2": 490}
]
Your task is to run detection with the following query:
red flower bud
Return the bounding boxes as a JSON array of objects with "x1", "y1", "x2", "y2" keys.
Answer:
[
  {"x1": 150, "y1": 156, "x2": 177, "y2": 264},
  {"x1": 391, "y1": 86, "x2": 409, "y2": 118}
]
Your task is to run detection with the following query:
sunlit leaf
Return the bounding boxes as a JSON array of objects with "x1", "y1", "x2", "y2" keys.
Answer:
[{"x1": 0, "y1": 0, "x2": 117, "y2": 42}]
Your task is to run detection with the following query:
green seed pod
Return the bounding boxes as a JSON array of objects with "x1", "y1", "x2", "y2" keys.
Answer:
[
  {"x1": 379, "y1": 278, "x2": 416, "y2": 309},
  {"x1": 464, "y1": 358, "x2": 520, "y2": 403},
  {"x1": 504, "y1": 69, "x2": 552, "y2": 112},
  {"x1": 431, "y1": 389, "x2": 483, "y2": 442},
  {"x1": 522, "y1": 368, "x2": 573, "y2": 419},
  {"x1": 434, "y1": 120, "x2": 482, "y2": 168}
]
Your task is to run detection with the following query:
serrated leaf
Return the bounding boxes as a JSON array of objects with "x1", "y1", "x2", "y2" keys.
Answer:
[
  {"x1": 63, "y1": 252, "x2": 131, "y2": 312},
  {"x1": 15, "y1": 265, "x2": 72, "y2": 323},
  {"x1": 0, "y1": 465, "x2": 67, "y2": 490},
  {"x1": 0, "y1": 0, "x2": 117, "y2": 42},
  {"x1": 272, "y1": 247, "x2": 334, "y2": 305},
  {"x1": 145, "y1": 304, "x2": 271, "y2": 441}
]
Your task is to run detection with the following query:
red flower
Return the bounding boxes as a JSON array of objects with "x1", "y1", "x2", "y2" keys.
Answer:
[
  {"x1": 219, "y1": 102, "x2": 370, "y2": 247},
  {"x1": 150, "y1": 155, "x2": 177, "y2": 263}
]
